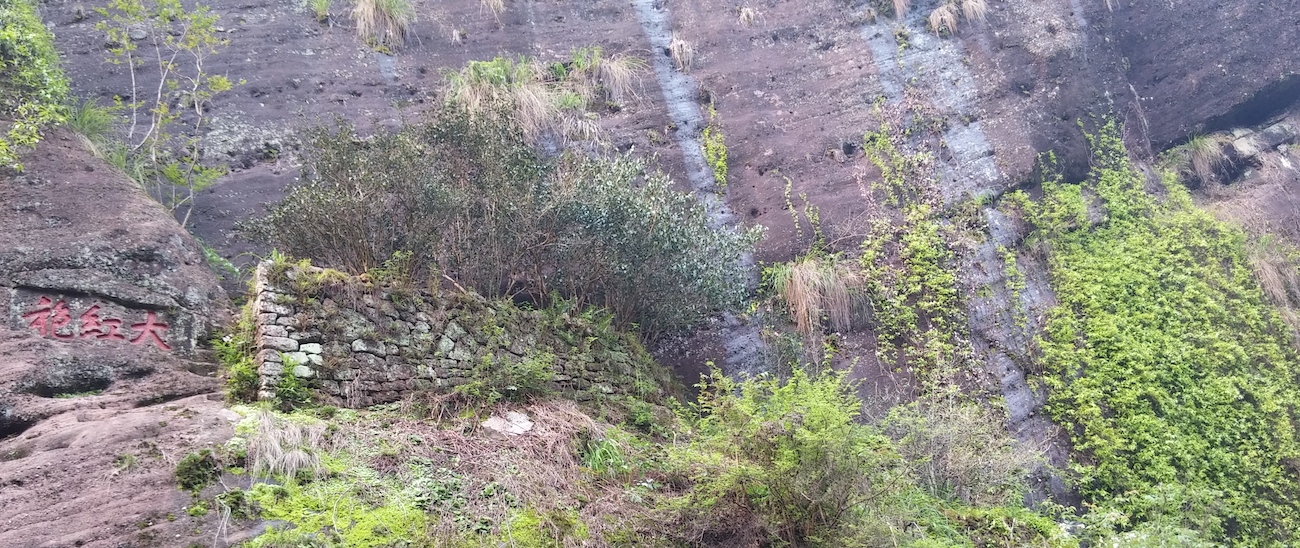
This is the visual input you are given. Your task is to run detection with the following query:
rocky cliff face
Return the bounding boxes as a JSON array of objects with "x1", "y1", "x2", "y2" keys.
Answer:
[{"x1": 0, "y1": 131, "x2": 242, "y2": 547}]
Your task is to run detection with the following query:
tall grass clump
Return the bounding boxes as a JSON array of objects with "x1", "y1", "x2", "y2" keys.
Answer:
[
  {"x1": 1166, "y1": 132, "x2": 1230, "y2": 185},
  {"x1": 65, "y1": 98, "x2": 115, "y2": 153},
  {"x1": 668, "y1": 32, "x2": 694, "y2": 72},
  {"x1": 444, "y1": 51, "x2": 645, "y2": 143},
  {"x1": 353, "y1": 0, "x2": 414, "y2": 50},
  {"x1": 927, "y1": 0, "x2": 986, "y2": 34},
  {"x1": 247, "y1": 410, "x2": 327, "y2": 482},
  {"x1": 764, "y1": 254, "x2": 864, "y2": 338}
]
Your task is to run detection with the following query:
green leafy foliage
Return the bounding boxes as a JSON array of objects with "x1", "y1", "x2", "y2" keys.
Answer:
[
  {"x1": 248, "y1": 107, "x2": 758, "y2": 338},
  {"x1": 94, "y1": 0, "x2": 236, "y2": 227},
  {"x1": 668, "y1": 367, "x2": 1065, "y2": 547},
  {"x1": 175, "y1": 449, "x2": 220, "y2": 493},
  {"x1": 858, "y1": 127, "x2": 971, "y2": 390},
  {"x1": 0, "y1": 0, "x2": 70, "y2": 171},
  {"x1": 702, "y1": 104, "x2": 729, "y2": 194},
  {"x1": 214, "y1": 300, "x2": 259, "y2": 402},
  {"x1": 455, "y1": 352, "x2": 556, "y2": 404},
  {"x1": 1016, "y1": 119, "x2": 1300, "y2": 544}
]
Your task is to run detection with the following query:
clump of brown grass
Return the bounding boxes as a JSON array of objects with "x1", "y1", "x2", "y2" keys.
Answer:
[
  {"x1": 669, "y1": 32, "x2": 694, "y2": 73},
  {"x1": 480, "y1": 0, "x2": 504, "y2": 23},
  {"x1": 928, "y1": 3, "x2": 958, "y2": 34},
  {"x1": 247, "y1": 410, "x2": 327, "y2": 481},
  {"x1": 353, "y1": 0, "x2": 415, "y2": 49},
  {"x1": 767, "y1": 255, "x2": 864, "y2": 338},
  {"x1": 444, "y1": 56, "x2": 561, "y2": 140},
  {"x1": 1246, "y1": 234, "x2": 1300, "y2": 333},
  {"x1": 1179, "y1": 133, "x2": 1232, "y2": 184},
  {"x1": 738, "y1": 6, "x2": 758, "y2": 27},
  {"x1": 598, "y1": 54, "x2": 647, "y2": 104},
  {"x1": 961, "y1": 0, "x2": 987, "y2": 22},
  {"x1": 928, "y1": 0, "x2": 986, "y2": 35},
  {"x1": 893, "y1": 0, "x2": 911, "y2": 19}
]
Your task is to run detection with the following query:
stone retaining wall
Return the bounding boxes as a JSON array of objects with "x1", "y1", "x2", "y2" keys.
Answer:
[{"x1": 251, "y1": 262, "x2": 673, "y2": 408}]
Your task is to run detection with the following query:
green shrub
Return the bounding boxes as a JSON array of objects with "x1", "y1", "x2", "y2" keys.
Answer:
[
  {"x1": 456, "y1": 352, "x2": 556, "y2": 404},
  {"x1": 702, "y1": 104, "x2": 728, "y2": 194},
  {"x1": 274, "y1": 359, "x2": 313, "y2": 411},
  {"x1": 176, "y1": 449, "x2": 220, "y2": 493},
  {"x1": 214, "y1": 301, "x2": 259, "y2": 402},
  {"x1": 882, "y1": 398, "x2": 1038, "y2": 506},
  {"x1": 0, "y1": 0, "x2": 70, "y2": 170},
  {"x1": 246, "y1": 107, "x2": 758, "y2": 338},
  {"x1": 1020, "y1": 119, "x2": 1300, "y2": 544},
  {"x1": 671, "y1": 367, "x2": 905, "y2": 544}
]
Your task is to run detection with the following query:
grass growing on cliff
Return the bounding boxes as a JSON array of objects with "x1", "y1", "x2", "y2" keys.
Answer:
[
  {"x1": 701, "y1": 104, "x2": 729, "y2": 194},
  {"x1": 352, "y1": 0, "x2": 414, "y2": 50},
  {"x1": 0, "y1": 0, "x2": 70, "y2": 171},
  {"x1": 1007, "y1": 120, "x2": 1300, "y2": 545}
]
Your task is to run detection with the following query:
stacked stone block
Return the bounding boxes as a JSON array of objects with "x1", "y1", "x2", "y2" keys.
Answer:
[{"x1": 251, "y1": 262, "x2": 670, "y2": 407}]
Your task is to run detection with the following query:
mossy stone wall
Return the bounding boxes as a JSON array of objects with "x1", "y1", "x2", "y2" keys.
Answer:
[{"x1": 251, "y1": 262, "x2": 674, "y2": 408}]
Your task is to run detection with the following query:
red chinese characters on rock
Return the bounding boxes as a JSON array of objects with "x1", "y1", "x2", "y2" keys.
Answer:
[{"x1": 22, "y1": 297, "x2": 171, "y2": 351}]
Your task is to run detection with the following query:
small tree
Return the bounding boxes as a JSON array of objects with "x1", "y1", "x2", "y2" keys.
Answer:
[{"x1": 96, "y1": 0, "x2": 236, "y2": 226}]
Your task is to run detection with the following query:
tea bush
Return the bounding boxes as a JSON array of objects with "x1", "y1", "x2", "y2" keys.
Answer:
[{"x1": 248, "y1": 107, "x2": 757, "y2": 338}]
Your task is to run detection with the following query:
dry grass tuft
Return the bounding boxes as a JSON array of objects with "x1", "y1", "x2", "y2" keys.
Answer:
[
  {"x1": 738, "y1": 6, "x2": 758, "y2": 27},
  {"x1": 669, "y1": 32, "x2": 694, "y2": 73},
  {"x1": 769, "y1": 255, "x2": 864, "y2": 338},
  {"x1": 928, "y1": 3, "x2": 958, "y2": 34},
  {"x1": 893, "y1": 0, "x2": 911, "y2": 19},
  {"x1": 1174, "y1": 133, "x2": 1231, "y2": 184},
  {"x1": 445, "y1": 57, "x2": 560, "y2": 140},
  {"x1": 597, "y1": 54, "x2": 647, "y2": 104},
  {"x1": 247, "y1": 410, "x2": 327, "y2": 481},
  {"x1": 353, "y1": 0, "x2": 415, "y2": 49},
  {"x1": 961, "y1": 0, "x2": 987, "y2": 23},
  {"x1": 1246, "y1": 234, "x2": 1300, "y2": 334},
  {"x1": 480, "y1": 0, "x2": 504, "y2": 23}
]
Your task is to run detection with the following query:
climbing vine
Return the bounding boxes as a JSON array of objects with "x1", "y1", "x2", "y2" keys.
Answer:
[{"x1": 1011, "y1": 119, "x2": 1300, "y2": 544}]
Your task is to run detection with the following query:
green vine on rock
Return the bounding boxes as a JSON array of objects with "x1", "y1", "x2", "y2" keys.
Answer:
[
  {"x1": 701, "y1": 103, "x2": 728, "y2": 195},
  {"x1": 1017, "y1": 118, "x2": 1300, "y2": 544}
]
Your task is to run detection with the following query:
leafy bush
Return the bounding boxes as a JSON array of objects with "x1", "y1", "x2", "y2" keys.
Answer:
[
  {"x1": 247, "y1": 107, "x2": 757, "y2": 337},
  {"x1": 671, "y1": 368, "x2": 904, "y2": 544},
  {"x1": 882, "y1": 398, "x2": 1039, "y2": 506},
  {"x1": 175, "y1": 449, "x2": 220, "y2": 493},
  {"x1": 456, "y1": 352, "x2": 556, "y2": 404},
  {"x1": 1015, "y1": 120, "x2": 1300, "y2": 544},
  {"x1": 214, "y1": 301, "x2": 259, "y2": 402},
  {"x1": 0, "y1": 0, "x2": 70, "y2": 171}
]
